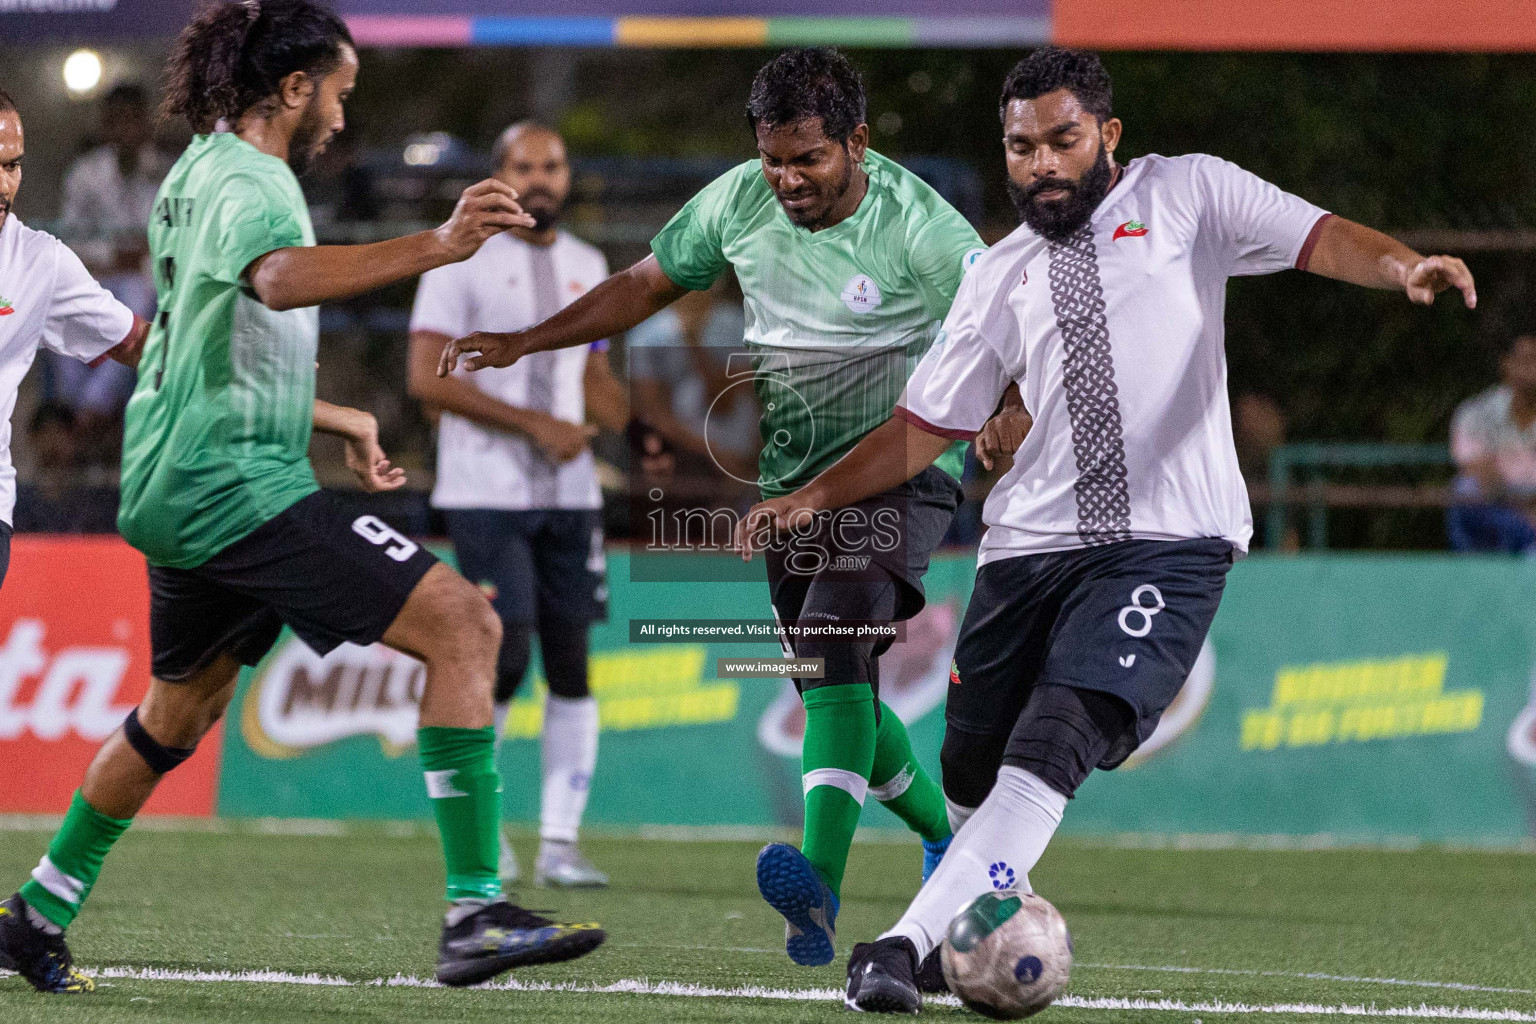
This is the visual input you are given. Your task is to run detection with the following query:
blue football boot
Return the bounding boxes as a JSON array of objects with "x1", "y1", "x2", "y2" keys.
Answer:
[
  {"x1": 756, "y1": 843, "x2": 839, "y2": 966},
  {"x1": 921, "y1": 834, "x2": 952, "y2": 883}
]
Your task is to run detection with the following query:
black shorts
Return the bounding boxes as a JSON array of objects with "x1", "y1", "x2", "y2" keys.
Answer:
[
  {"x1": 444, "y1": 508, "x2": 607, "y2": 626},
  {"x1": 0, "y1": 520, "x2": 11, "y2": 589},
  {"x1": 149, "y1": 490, "x2": 438, "y2": 682},
  {"x1": 765, "y1": 465, "x2": 960, "y2": 692},
  {"x1": 946, "y1": 538, "x2": 1232, "y2": 769}
]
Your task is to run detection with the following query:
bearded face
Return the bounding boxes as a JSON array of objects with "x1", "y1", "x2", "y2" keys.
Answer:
[{"x1": 1007, "y1": 139, "x2": 1114, "y2": 242}]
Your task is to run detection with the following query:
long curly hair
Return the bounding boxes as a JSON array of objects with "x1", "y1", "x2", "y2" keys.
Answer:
[{"x1": 160, "y1": 0, "x2": 352, "y2": 133}]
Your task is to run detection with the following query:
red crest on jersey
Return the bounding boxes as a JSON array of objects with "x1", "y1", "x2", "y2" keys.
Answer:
[{"x1": 1113, "y1": 219, "x2": 1149, "y2": 241}]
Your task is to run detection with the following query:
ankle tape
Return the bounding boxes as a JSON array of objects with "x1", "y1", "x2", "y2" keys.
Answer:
[{"x1": 123, "y1": 708, "x2": 197, "y2": 774}]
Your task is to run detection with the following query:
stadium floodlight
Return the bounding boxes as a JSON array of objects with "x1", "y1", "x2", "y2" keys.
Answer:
[
  {"x1": 403, "y1": 131, "x2": 454, "y2": 167},
  {"x1": 62, "y1": 49, "x2": 104, "y2": 97}
]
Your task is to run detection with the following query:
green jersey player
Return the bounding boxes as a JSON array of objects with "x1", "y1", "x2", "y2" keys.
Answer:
[
  {"x1": 1, "y1": 0, "x2": 602, "y2": 994},
  {"x1": 440, "y1": 48, "x2": 1021, "y2": 968}
]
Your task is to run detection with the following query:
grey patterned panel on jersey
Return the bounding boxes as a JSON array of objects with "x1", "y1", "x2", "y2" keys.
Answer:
[
  {"x1": 1047, "y1": 224, "x2": 1131, "y2": 545},
  {"x1": 522, "y1": 246, "x2": 564, "y2": 507},
  {"x1": 747, "y1": 344, "x2": 914, "y2": 494}
]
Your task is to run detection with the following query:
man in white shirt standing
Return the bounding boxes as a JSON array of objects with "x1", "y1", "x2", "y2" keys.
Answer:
[
  {"x1": 48, "y1": 85, "x2": 167, "y2": 424},
  {"x1": 737, "y1": 47, "x2": 1477, "y2": 1011},
  {"x1": 409, "y1": 121, "x2": 628, "y2": 888},
  {"x1": 0, "y1": 89, "x2": 147, "y2": 584}
]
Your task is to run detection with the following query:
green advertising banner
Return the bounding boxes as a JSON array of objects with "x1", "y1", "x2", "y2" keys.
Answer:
[{"x1": 217, "y1": 553, "x2": 1536, "y2": 844}]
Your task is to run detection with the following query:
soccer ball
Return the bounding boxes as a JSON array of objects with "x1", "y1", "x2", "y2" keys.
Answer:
[{"x1": 940, "y1": 890, "x2": 1072, "y2": 1019}]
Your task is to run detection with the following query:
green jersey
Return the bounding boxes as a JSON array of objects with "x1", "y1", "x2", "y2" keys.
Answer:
[
  {"x1": 118, "y1": 133, "x2": 319, "y2": 568},
  {"x1": 651, "y1": 150, "x2": 984, "y2": 498}
]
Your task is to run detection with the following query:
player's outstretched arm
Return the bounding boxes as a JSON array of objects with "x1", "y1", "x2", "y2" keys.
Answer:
[
  {"x1": 246, "y1": 180, "x2": 534, "y2": 312},
  {"x1": 438, "y1": 255, "x2": 689, "y2": 376},
  {"x1": 735, "y1": 415, "x2": 955, "y2": 561},
  {"x1": 312, "y1": 400, "x2": 408, "y2": 493},
  {"x1": 1304, "y1": 216, "x2": 1476, "y2": 308}
]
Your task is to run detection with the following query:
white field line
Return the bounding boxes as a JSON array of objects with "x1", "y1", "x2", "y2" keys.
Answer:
[
  {"x1": 1078, "y1": 964, "x2": 1534, "y2": 997},
  {"x1": 5, "y1": 966, "x2": 1536, "y2": 1018},
  {"x1": 5, "y1": 815, "x2": 1536, "y2": 854}
]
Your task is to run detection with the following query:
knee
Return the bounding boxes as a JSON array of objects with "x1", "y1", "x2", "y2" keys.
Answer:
[
  {"x1": 494, "y1": 622, "x2": 533, "y2": 702},
  {"x1": 422, "y1": 584, "x2": 502, "y2": 666},
  {"x1": 940, "y1": 725, "x2": 1007, "y2": 809},
  {"x1": 1002, "y1": 684, "x2": 1135, "y2": 799},
  {"x1": 797, "y1": 636, "x2": 876, "y2": 686},
  {"x1": 540, "y1": 620, "x2": 590, "y2": 700}
]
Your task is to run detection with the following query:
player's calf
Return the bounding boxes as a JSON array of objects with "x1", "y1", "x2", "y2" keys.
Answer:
[{"x1": 8, "y1": 659, "x2": 238, "y2": 967}]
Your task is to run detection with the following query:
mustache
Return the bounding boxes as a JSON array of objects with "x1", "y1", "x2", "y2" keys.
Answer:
[
  {"x1": 1022, "y1": 177, "x2": 1078, "y2": 201},
  {"x1": 519, "y1": 188, "x2": 559, "y2": 204}
]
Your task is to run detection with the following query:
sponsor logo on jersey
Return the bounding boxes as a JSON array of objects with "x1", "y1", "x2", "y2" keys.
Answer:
[
  {"x1": 1113, "y1": 219, "x2": 1149, "y2": 241},
  {"x1": 839, "y1": 273, "x2": 883, "y2": 314},
  {"x1": 950, "y1": 659, "x2": 961, "y2": 685},
  {"x1": 962, "y1": 247, "x2": 987, "y2": 272},
  {"x1": 0, "y1": 296, "x2": 14, "y2": 316},
  {"x1": 0, "y1": 619, "x2": 134, "y2": 741}
]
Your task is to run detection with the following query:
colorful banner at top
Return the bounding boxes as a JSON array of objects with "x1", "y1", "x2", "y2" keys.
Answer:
[{"x1": 3, "y1": 0, "x2": 1536, "y2": 50}]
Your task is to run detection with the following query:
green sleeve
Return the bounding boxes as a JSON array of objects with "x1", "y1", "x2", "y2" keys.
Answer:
[
  {"x1": 649, "y1": 163, "x2": 750, "y2": 291},
  {"x1": 209, "y1": 170, "x2": 309, "y2": 286},
  {"x1": 907, "y1": 204, "x2": 986, "y2": 320}
]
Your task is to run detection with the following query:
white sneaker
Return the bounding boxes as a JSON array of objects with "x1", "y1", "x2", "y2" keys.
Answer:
[
  {"x1": 498, "y1": 831, "x2": 520, "y2": 883},
  {"x1": 534, "y1": 841, "x2": 609, "y2": 888}
]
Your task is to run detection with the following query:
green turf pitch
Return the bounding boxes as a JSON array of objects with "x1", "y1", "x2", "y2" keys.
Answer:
[{"x1": 2, "y1": 822, "x2": 1534, "y2": 1023}]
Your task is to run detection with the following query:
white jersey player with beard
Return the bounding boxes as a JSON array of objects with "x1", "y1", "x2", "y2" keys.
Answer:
[
  {"x1": 900, "y1": 151, "x2": 1330, "y2": 562},
  {"x1": 734, "y1": 48, "x2": 1477, "y2": 1014}
]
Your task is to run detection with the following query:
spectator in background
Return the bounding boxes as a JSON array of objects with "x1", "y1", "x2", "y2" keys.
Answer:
[
  {"x1": 12, "y1": 403, "x2": 119, "y2": 533},
  {"x1": 1449, "y1": 333, "x2": 1536, "y2": 553},
  {"x1": 627, "y1": 279, "x2": 758, "y2": 483},
  {"x1": 407, "y1": 121, "x2": 628, "y2": 889},
  {"x1": 49, "y1": 84, "x2": 168, "y2": 448}
]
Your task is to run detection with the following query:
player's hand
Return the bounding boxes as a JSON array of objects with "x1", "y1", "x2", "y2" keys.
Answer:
[
  {"x1": 533, "y1": 419, "x2": 599, "y2": 463},
  {"x1": 438, "y1": 330, "x2": 536, "y2": 376},
  {"x1": 734, "y1": 495, "x2": 817, "y2": 563},
  {"x1": 342, "y1": 418, "x2": 408, "y2": 493},
  {"x1": 1404, "y1": 255, "x2": 1476, "y2": 308},
  {"x1": 434, "y1": 179, "x2": 536, "y2": 263},
  {"x1": 974, "y1": 405, "x2": 1032, "y2": 471}
]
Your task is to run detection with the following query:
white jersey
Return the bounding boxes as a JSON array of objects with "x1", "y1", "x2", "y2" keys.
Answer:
[
  {"x1": 410, "y1": 230, "x2": 610, "y2": 510},
  {"x1": 0, "y1": 216, "x2": 134, "y2": 525},
  {"x1": 899, "y1": 154, "x2": 1329, "y2": 563}
]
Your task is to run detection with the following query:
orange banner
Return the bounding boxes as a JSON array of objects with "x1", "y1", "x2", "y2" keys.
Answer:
[
  {"x1": 0, "y1": 536, "x2": 221, "y2": 816},
  {"x1": 1054, "y1": 0, "x2": 1536, "y2": 52}
]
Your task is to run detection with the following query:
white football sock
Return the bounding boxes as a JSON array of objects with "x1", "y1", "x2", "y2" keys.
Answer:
[
  {"x1": 884, "y1": 766, "x2": 1067, "y2": 960},
  {"x1": 539, "y1": 694, "x2": 599, "y2": 844},
  {"x1": 946, "y1": 795, "x2": 978, "y2": 834}
]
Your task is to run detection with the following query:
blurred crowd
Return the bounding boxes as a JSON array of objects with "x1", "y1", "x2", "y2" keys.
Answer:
[{"x1": 14, "y1": 86, "x2": 1533, "y2": 554}]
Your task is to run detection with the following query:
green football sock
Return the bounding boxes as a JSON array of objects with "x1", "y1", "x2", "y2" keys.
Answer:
[
  {"x1": 799, "y1": 683, "x2": 877, "y2": 899},
  {"x1": 870, "y1": 702, "x2": 951, "y2": 843},
  {"x1": 18, "y1": 790, "x2": 132, "y2": 929},
  {"x1": 418, "y1": 726, "x2": 503, "y2": 903}
]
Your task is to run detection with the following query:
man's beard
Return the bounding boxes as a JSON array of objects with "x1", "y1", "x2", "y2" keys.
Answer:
[
  {"x1": 519, "y1": 188, "x2": 565, "y2": 232},
  {"x1": 287, "y1": 99, "x2": 330, "y2": 176},
  {"x1": 1008, "y1": 143, "x2": 1114, "y2": 242},
  {"x1": 0, "y1": 198, "x2": 9, "y2": 229},
  {"x1": 778, "y1": 157, "x2": 852, "y2": 230}
]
